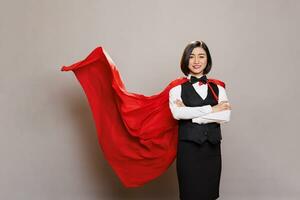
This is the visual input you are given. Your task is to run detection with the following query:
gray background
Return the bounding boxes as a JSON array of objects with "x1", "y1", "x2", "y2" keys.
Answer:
[{"x1": 1, "y1": 0, "x2": 299, "y2": 199}]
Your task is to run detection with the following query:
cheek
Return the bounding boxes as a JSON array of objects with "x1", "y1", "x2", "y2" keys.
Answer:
[
  {"x1": 202, "y1": 58, "x2": 207, "y2": 63},
  {"x1": 201, "y1": 59, "x2": 208, "y2": 69}
]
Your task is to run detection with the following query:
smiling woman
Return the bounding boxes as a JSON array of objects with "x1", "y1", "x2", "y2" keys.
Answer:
[{"x1": 170, "y1": 40, "x2": 231, "y2": 200}]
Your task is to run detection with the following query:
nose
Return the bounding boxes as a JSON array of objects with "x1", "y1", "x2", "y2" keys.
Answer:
[{"x1": 194, "y1": 57, "x2": 199, "y2": 63}]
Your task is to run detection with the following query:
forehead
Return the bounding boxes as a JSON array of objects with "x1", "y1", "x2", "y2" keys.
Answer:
[{"x1": 191, "y1": 47, "x2": 206, "y2": 54}]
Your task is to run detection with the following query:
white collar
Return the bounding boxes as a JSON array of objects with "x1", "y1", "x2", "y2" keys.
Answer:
[{"x1": 186, "y1": 73, "x2": 204, "y2": 80}]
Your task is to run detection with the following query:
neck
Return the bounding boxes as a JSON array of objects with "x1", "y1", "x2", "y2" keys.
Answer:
[{"x1": 189, "y1": 73, "x2": 204, "y2": 78}]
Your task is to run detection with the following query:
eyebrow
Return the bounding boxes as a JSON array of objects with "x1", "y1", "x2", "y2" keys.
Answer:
[{"x1": 190, "y1": 53, "x2": 205, "y2": 55}]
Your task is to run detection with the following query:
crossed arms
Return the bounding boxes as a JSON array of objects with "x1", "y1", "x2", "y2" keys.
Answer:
[{"x1": 169, "y1": 85, "x2": 231, "y2": 124}]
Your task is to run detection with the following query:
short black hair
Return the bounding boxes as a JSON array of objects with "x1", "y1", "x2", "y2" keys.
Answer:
[{"x1": 180, "y1": 40, "x2": 212, "y2": 76}]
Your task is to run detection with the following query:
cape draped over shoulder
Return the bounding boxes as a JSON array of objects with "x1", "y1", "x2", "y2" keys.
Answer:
[{"x1": 61, "y1": 47, "x2": 225, "y2": 187}]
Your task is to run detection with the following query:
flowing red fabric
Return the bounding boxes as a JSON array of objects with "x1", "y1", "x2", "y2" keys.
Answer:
[{"x1": 61, "y1": 47, "x2": 225, "y2": 188}]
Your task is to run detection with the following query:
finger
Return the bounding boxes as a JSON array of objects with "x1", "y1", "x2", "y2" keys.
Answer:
[
  {"x1": 226, "y1": 105, "x2": 232, "y2": 110},
  {"x1": 176, "y1": 102, "x2": 182, "y2": 106},
  {"x1": 220, "y1": 101, "x2": 229, "y2": 104},
  {"x1": 224, "y1": 103, "x2": 230, "y2": 107},
  {"x1": 221, "y1": 103, "x2": 228, "y2": 108},
  {"x1": 222, "y1": 105, "x2": 230, "y2": 110}
]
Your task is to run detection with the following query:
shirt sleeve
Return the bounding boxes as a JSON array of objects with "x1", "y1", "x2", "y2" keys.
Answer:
[
  {"x1": 200, "y1": 110, "x2": 231, "y2": 124},
  {"x1": 169, "y1": 85, "x2": 213, "y2": 120},
  {"x1": 192, "y1": 85, "x2": 231, "y2": 124},
  {"x1": 217, "y1": 84, "x2": 228, "y2": 102},
  {"x1": 192, "y1": 117, "x2": 217, "y2": 124}
]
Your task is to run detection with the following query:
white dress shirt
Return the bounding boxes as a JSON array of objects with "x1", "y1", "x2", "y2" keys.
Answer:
[{"x1": 169, "y1": 74, "x2": 231, "y2": 124}]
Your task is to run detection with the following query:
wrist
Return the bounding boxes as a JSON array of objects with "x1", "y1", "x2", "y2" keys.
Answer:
[{"x1": 211, "y1": 106, "x2": 216, "y2": 113}]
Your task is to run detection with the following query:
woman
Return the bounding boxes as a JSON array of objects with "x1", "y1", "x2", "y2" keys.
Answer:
[
  {"x1": 61, "y1": 41, "x2": 231, "y2": 192},
  {"x1": 169, "y1": 40, "x2": 231, "y2": 199}
]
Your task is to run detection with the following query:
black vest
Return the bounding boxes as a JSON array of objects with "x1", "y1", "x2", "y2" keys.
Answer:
[{"x1": 178, "y1": 81, "x2": 222, "y2": 144}]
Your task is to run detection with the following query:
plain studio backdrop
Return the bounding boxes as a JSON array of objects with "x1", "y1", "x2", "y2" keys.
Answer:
[{"x1": 0, "y1": 0, "x2": 299, "y2": 199}]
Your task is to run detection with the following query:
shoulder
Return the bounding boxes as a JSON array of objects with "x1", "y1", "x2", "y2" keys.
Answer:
[
  {"x1": 169, "y1": 84, "x2": 181, "y2": 95},
  {"x1": 168, "y1": 76, "x2": 188, "y2": 94},
  {"x1": 217, "y1": 85, "x2": 226, "y2": 94},
  {"x1": 208, "y1": 78, "x2": 227, "y2": 95},
  {"x1": 207, "y1": 77, "x2": 226, "y2": 89}
]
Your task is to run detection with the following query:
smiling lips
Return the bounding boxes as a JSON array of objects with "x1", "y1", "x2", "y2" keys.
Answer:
[{"x1": 193, "y1": 65, "x2": 201, "y2": 69}]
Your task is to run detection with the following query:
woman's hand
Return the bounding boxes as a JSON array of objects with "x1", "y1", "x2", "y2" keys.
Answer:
[
  {"x1": 175, "y1": 99, "x2": 185, "y2": 107},
  {"x1": 212, "y1": 101, "x2": 231, "y2": 113}
]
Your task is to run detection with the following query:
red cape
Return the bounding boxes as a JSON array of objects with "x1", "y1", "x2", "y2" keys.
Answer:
[{"x1": 61, "y1": 47, "x2": 225, "y2": 187}]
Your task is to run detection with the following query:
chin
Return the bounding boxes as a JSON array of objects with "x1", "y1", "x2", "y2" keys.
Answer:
[
  {"x1": 191, "y1": 70, "x2": 203, "y2": 74},
  {"x1": 189, "y1": 67, "x2": 205, "y2": 75}
]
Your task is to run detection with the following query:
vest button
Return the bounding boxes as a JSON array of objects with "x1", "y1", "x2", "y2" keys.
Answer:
[{"x1": 204, "y1": 132, "x2": 207, "y2": 135}]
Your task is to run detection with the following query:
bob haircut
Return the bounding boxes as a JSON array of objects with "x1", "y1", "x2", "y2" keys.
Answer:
[{"x1": 180, "y1": 40, "x2": 212, "y2": 76}]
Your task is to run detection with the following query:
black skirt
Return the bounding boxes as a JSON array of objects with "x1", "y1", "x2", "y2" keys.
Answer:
[{"x1": 176, "y1": 140, "x2": 222, "y2": 200}]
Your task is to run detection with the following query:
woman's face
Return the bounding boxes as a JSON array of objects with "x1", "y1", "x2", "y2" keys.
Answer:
[{"x1": 188, "y1": 47, "x2": 207, "y2": 76}]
